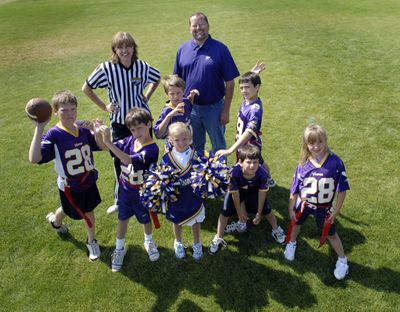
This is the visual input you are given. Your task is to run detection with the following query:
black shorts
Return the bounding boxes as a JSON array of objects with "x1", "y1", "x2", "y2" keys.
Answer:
[
  {"x1": 59, "y1": 184, "x2": 101, "y2": 220},
  {"x1": 294, "y1": 206, "x2": 336, "y2": 236},
  {"x1": 221, "y1": 189, "x2": 272, "y2": 217}
]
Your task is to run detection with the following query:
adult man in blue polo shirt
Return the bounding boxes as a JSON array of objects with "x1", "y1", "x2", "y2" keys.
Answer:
[{"x1": 174, "y1": 12, "x2": 240, "y2": 152}]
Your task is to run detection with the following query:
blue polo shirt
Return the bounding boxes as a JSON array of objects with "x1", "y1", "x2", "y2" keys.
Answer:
[{"x1": 173, "y1": 35, "x2": 240, "y2": 105}]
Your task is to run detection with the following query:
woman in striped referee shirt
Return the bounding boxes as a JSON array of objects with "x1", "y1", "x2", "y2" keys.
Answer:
[{"x1": 82, "y1": 32, "x2": 160, "y2": 214}]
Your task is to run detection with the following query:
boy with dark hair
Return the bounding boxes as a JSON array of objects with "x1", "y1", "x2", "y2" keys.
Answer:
[
  {"x1": 209, "y1": 145, "x2": 285, "y2": 255},
  {"x1": 100, "y1": 107, "x2": 160, "y2": 272}
]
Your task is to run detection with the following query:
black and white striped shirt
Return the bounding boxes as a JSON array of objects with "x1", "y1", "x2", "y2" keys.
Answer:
[{"x1": 86, "y1": 60, "x2": 160, "y2": 125}]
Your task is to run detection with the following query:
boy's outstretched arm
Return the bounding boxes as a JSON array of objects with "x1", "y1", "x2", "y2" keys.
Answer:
[
  {"x1": 100, "y1": 126, "x2": 131, "y2": 164},
  {"x1": 92, "y1": 119, "x2": 108, "y2": 150},
  {"x1": 215, "y1": 130, "x2": 252, "y2": 158},
  {"x1": 29, "y1": 119, "x2": 49, "y2": 163}
]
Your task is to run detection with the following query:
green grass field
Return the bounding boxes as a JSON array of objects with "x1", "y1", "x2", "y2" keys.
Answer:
[{"x1": 1, "y1": 0, "x2": 399, "y2": 311}]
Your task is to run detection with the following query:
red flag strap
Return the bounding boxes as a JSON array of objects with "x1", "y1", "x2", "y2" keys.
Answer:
[
  {"x1": 150, "y1": 211, "x2": 160, "y2": 229},
  {"x1": 64, "y1": 185, "x2": 93, "y2": 228}
]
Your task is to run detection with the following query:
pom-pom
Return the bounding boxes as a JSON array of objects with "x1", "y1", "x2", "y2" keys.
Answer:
[
  {"x1": 140, "y1": 164, "x2": 181, "y2": 213},
  {"x1": 191, "y1": 151, "x2": 230, "y2": 199}
]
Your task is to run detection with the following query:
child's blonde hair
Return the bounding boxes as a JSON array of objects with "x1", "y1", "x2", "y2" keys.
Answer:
[
  {"x1": 168, "y1": 122, "x2": 192, "y2": 138},
  {"x1": 162, "y1": 75, "x2": 186, "y2": 94},
  {"x1": 300, "y1": 124, "x2": 329, "y2": 166},
  {"x1": 111, "y1": 32, "x2": 138, "y2": 64},
  {"x1": 51, "y1": 90, "x2": 78, "y2": 112}
]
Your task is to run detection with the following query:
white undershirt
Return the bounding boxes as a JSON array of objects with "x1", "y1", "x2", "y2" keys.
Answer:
[{"x1": 172, "y1": 147, "x2": 192, "y2": 167}]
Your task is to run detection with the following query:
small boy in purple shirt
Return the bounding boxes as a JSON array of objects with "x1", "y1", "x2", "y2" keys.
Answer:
[
  {"x1": 209, "y1": 145, "x2": 285, "y2": 255},
  {"x1": 100, "y1": 108, "x2": 160, "y2": 272},
  {"x1": 153, "y1": 75, "x2": 199, "y2": 153}
]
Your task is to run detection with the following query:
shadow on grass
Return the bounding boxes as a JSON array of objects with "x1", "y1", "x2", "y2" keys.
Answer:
[{"x1": 59, "y1": 184, "x2": 399, "y2": 311}]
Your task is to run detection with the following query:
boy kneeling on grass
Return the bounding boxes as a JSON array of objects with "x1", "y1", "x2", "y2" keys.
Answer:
[
  {"x1": 209, "y1": 145, "x2": 285, "y2": 255},
  {"x1": 29, "y1": 90, "x2": 107, "y2": 261}
]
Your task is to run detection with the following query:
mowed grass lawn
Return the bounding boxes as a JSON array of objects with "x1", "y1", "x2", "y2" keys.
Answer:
[{"x1": 0, "y1": 0, "x2": 399, "y2": 311}]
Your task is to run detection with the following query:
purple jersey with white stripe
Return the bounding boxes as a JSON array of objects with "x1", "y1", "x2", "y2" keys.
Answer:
[
  {"x1": 153, "y1": 98, "x2": 192, "y2": 139},
  {"x1": 229, "y1": 163, "x2": 270, "y2": 193},
  {"x1": 114, "y1": 137, "x2": 159, "y2": 191},
  {"x1": 236, "y1": 98, "x2": 263, "y2": 150},
  {"x1": 290, "y1": 152, "x2": 350, "y2": 206},
  {"x1": 39, "y1": 124, "x2": 100, "y2": 191},
  {"x1": 161, "y1": 149, "x2": 203, "y2": 225}
]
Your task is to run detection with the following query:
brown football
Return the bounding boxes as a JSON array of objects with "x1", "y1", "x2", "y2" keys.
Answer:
[{"x1": 25, "y1": 98, "x2": 52, "y2": 123}]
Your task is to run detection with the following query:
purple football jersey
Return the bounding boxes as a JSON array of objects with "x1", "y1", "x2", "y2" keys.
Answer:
[
  {"x1": 114, "y1": 136, "x2": 159, "y2": 190},
  {"x1": 161, "y1": 149, "x2": 203, "y2": 225},
  {"x1": 39, "y1": 124, "x2": 100, "y2": 191},
  {"x1": 229, "y1": 163, "x2": 270, "y2": 193},
  {"x1": 153, "y1": 98, "x2": 192, "y2": 139},
  {"x1": 290, "y1": 152, "x2": 350, "y2": 206},
  {"x1": 236, "y1": 98, "x2": 263, "y2": 149}
]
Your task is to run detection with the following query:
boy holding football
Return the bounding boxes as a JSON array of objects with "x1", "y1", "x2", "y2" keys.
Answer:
[{"x1": 29, "y1": 90, "x2": 106, "y2": 261}]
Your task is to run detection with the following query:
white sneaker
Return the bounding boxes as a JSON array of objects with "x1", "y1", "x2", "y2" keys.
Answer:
[
  {"x1": 86, "y1": 239, "x2": 101, "y2": 261},
  {"x1": 224, "y1": 221, "x2": 238, "y2": 233},
  {"x1": 111, "y1": 248, "x2": 127, "y2": 272},
  {"x1": 107, "y1": 204, "x2": 119, "y2": 215},
  {"x1": 267, "y1": 177, "x2": 277, "y2": 188},
  {"x1": 208, "y1": 236, "x2": 227, "y2": 255},
  {"x1": 334, "y1": 259, "x2": 349, "y2": 280},
  {"x1": 192, "y1": 242, "x2": 203, "y2": 261},
  {"x1": 272, "y1": 226, "x2": 286, "y2": 244},
  {"x1": 174, "y1": 241, "x2": 186, "y2": 259},
  {"x1": 284, "y1": 241, "x2": 297, "y2": 261},
  {"x1": 224, "y1": 221, "x2": 247, "y2": 234},
  {"x1": 144, "y1": 240, "x2": 160, "y2": 262},
  {"x1": 46, "y1": 212, "x2": 68, "y2": 234}
]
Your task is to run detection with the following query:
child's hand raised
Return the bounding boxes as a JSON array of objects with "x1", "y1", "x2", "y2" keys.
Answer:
[
  {"x1": 187, "y1": 89, "x2": 200, "y2": 103},
  {"x1": 169, "y1": 102, "x2": 185, "y2": 117},
  {"x1": 99, "y1": 125, "x2": 112, "y2": 144},
  {"x1": 251, "y1": 61, "x2": 266, "y2": 75}
]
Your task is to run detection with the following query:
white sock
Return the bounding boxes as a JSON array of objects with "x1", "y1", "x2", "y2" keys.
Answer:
[
  {"x1": 144, "y1": 233, "x2": 153, "y2": 242},
  {"x1": 116, "y1": 238, "x2": 125, "y2": 251},
  {"x1": 339, "y1": 256, "x2": 347, "y2": 264}
]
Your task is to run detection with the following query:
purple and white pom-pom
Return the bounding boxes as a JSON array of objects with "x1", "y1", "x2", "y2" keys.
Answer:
[
  {"x1": 191, "y1": 150, "x2": 229, "y2": 199},
  {"x1": 140, "y1": 164, "x2": 181, "y2": 213}
]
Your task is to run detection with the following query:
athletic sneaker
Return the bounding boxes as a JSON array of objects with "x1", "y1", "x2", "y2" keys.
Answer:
[
  {"x1": 272, "y1": 226, "x2": 286, "y2": 244},
  {"x1": 224, "y1": 221, "x2": 238, "y2": 233},
  {"x1": 86, "y1": 239, "x2": 101, "y2": 261},
  {"x1": 174, "y1": 241, "x2": 186, "y2": 259},
  {"x1": 111, "y1": 248, "x2": 127, "y2": 272},
  {"x1": 144, "y1": 240, "x2": 160, "y2": 262},
  {"x1": 284, "y1": 241, "x2": 297, "y2": 261},
  {"x1": 106, "y1": 204, "x2": 118, "y2": 215},
  {"x1": 46, "y1": 212, "x2": 68, "y2": 234},
  {"x1": 225, "y1": 221, "x2": 247, "y2": 234},
  {"x1": 334, "y1": 259, "x2": 349, "y2": 280},
  {"x1": 208, "y1": 236, "x2": 227, "y2": 255},
  {"x1": 267, "y1": 177, "x2": 277, "y2": 188},
  {"x1": 192, "y1": 242, "x2": 203, "y2": 261}
]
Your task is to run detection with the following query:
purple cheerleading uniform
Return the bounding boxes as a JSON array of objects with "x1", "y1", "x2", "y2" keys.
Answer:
[
  {"x1": 161, "y1": 149, "x2": 203, "y2": 225},
  {"x1": 113, "y1": 137, "x2": 159, "y2": 222},
  {"x1": 173, "y1": 36, "x2": 239, "y2": 105},
  {"x1": 222, "y1": 164, "x2": 272, "y2": 216},
  {"x1": 290, "y1": 152, "x2": 350, "y2": 232},
  {"x1": 153, "y1": 98, "x2": 192, "y2": 139}
]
